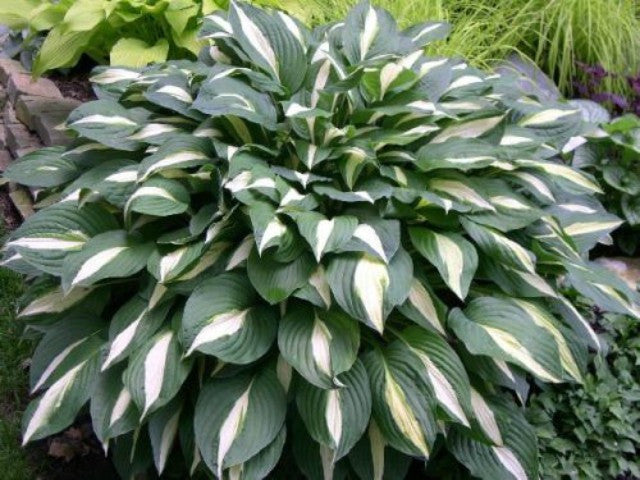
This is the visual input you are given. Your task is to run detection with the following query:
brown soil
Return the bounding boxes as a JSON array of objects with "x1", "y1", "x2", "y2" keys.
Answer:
[
  {"x1": 0, "y1": 187, "x2": 21, "y2": 231},
  {"x1": 48, "y1": 72, "x2": 96, "y2": 103}
]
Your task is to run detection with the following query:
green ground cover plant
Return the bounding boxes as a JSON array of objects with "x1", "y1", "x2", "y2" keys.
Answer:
[
  {"x1": 3, "y1": 1, "x2": 640, "y2": 478},
  {"x1": 528, "y1": 308, "x2": 640, "y2": 479},
  {"x1": 0, "y1": 0, "x2": 222, "y2": 75}
]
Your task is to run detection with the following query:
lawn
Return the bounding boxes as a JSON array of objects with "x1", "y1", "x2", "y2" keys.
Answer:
[{"x1": 0, "y1": 220, "x2": 35, "y2": 480}]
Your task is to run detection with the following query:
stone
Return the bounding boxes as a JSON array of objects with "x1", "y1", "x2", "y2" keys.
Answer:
[
  {"x1": 6, "y1": 72, "x2": 62, "y2": 103},
  {"x1": 0, "y1": 85, "x2": 6, "y2": 110},
  {"x1": 15, "y1": 95, "x2": 80, "y2": 130},
  {"x1": 8, "y1": 187, "x2": 34, "y2": 219},
  {"x1": 0, "y1": 58, "x2": 27, "y2": 86},
  {"x1": 0, "y1": 148, "x2": 11, "y2": 172},
  {"x1": 0, "y1": 126, "x2": 6, "y2": 149},
  {"x1": 595, "y1": 257, "x2": 640, "y2": 290},
  {"x1": 34, "y1": 110, "x2": 74, "y2": 146},
  {"x1": 4, "y1": 122, "x2": 41, "y2": 157},
  {"x1": 3, "y1": 101, "x2": 17, "y2": 125}
]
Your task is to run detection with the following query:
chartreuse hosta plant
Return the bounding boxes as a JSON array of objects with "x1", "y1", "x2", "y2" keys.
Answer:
[{"x1": 3, "y1": 1, "x2": 639, "y2": 479}]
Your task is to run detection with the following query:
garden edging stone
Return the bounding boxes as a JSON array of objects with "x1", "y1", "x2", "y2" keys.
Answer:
[{"x1": 0, "y1": 62, "x2": 81, "y2": 219}]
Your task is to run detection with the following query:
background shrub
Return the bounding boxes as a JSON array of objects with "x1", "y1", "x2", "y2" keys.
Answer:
[{"x1": 3, "y1": 2, "x2": 640, "y2": 479}]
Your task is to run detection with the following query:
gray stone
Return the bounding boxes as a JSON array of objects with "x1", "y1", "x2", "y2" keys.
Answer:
[
  {"x1": 0, "y1": 125, "x2": 6, "y2": 149},
  {"x1": 34, "y1": 110, "x2": 74, "y2": 146},
  {"x1": 595, "y1": 257, "x2": 640, "y2": 290},
  {"x1": 8, "y1": 187, "x2": 35, "y2": 219},
  {"x1": 0, "y1": 58, "x2": 26, "y2": 86},
  {"x1": 0, "y1": 85, "x2": 6, "y2": 110},
  {"x1": 3, "y1": 101, "x2": 17, "y2": 125},
  {"x1": 0, "y1": 148, "x2": 11, "y2": 172},
  {"x1": 15, "y1": 95, "x2": 80, "y2": 130},
  {"x1": 6, "y1": 72, "x2": 62, "y2": 103},
  {"x1": 4, "y1": 122, "x2": 41, "y2": 157}
]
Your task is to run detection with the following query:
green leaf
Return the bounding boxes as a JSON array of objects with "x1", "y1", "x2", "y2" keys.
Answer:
[
  {"x1": 279, "y1": 303, "x2": 360, "y2": 389},
  {"x1": 110, "y1": 37, "x2": 170, "y2": 68}
]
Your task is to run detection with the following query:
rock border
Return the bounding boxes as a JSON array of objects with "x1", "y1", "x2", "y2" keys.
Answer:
[{"x1": 0, "y1": 58, "x2": 81, "y2": 220}]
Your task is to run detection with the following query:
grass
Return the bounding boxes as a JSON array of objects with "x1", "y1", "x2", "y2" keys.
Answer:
[
  {"x1": 0, "y1": 220, "x2": 35, "y2": 480},
  {"x1": 258, "y1": 0, "x2": 640, "y2": 98}
]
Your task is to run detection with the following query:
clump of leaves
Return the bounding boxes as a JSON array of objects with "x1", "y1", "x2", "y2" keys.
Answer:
[
  {"x1": 528, "y1": 309, "x2": 640, "y2": 479},
  {"x1": 3, "y1": 2, "x2": 640, "y2": 479},
  {"x1": 570, "y1": 114, "x2": 640, "y2": 255},
  {"x1": 0, "y1": 0, "x2": 222, "y2": 75}
]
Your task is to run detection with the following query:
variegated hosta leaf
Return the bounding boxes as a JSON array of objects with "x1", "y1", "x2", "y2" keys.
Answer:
[
  {"x1": 182, "y1": 271, "x2": 278, "y2": 363},
  {"x1": 194, "y1": 369, "x2": 286, "y2": 478},
  {"x1": 17, "y1": 282, "x2": 94, "y2": 318},
  {"x1": 224, "y1": 426, "x2": 286, "y2": 480},
  {"x1": 148, "y1": 398, "x2": 183, "y2": 474},
  {"x1": 395, "y1": 326, "x2": 473, "y2": 427},
  {"x1": 397, "y1": 276, "x2": 447, "y2": 335},
  {"x1": 409, "y1": 227, "x2": 478, "y2": 300},
  {"x1": 363, "y1": 347, "x2": 437, "y2": 458},
  {"x1": 3, "y1": 147, "x2": 80, "y2": 188},
  {"x1": 22, "y1": 347, "x2": 101, "y2": 444},
  {"x1": 102, "y1": 292, "x2": 172, "y2": 371},
  {"x1": 125, "y1": 177, "x2": 190, "y2": 217},
  {"x1": 29, "y1": 316, "x2": 105, "y2": 394},
  {"x1": 147, "y1": 242, "x2": 204, "y2": 283},
  {"x1": 448, "y1": 393, "x2": 538, "y2": 480},
  {"x1": 123, "y1": 328, "x2": 193, "y2": 418},
  {"x1": 61, "y1": 230, "x2": 154, "y2": 291},
  {"x1": 247, "y1": 248, "x2": 315, "y2": 304},
  {"x1": 278, "y1": 303, "x2": 360, "y2": 389},
  {"x1": 563, "y1": 260, "x2": 640, "y2": 319},
  {"x1": 137, "y1": 134, "x2": 213, "y2": 181},
  {"x1": 342, "y1": 2, "x2": 403, "y2": 64},
  {"x1": 7, "y1": 203, "x2": 119, "y2": 276},
  {"x1": 416, "y1": 138, "x2": 498, "y2": 172},
  {"x1": 227, "y1": 2, "x2": 307, "y2": 92},
  {"x1": 327, "y1": 249, "x2": 413, "y2": 333},
  {"x1": 293, "y1": 212, "x2": 358, "y2": 262},
  {"x1": 296, "y1": 359, "x2": 371, "y2": 460},
  {"x1": 348, "y1": 421, "x2": 412, "y2": 480},
  {"x1": 91, "y1": 365, "x2": 139, "y2": 449},
  {"x1": 461, "y1": 219, "x2": 536, "y2": 273},
  {"x1": 449, "y1": 297, "x2": 564, "y2": 383},
  {"x1": 66, "y1": 99, "x2": 147, "y2": 151}
]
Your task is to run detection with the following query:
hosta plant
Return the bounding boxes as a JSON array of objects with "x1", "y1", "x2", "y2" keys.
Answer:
[
  {"x1": 0, "y1": 0, "x2": 222, "y2": 75},
  {"x1": 3, "y1": 2, "x2": 640, "y2": 479}
]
